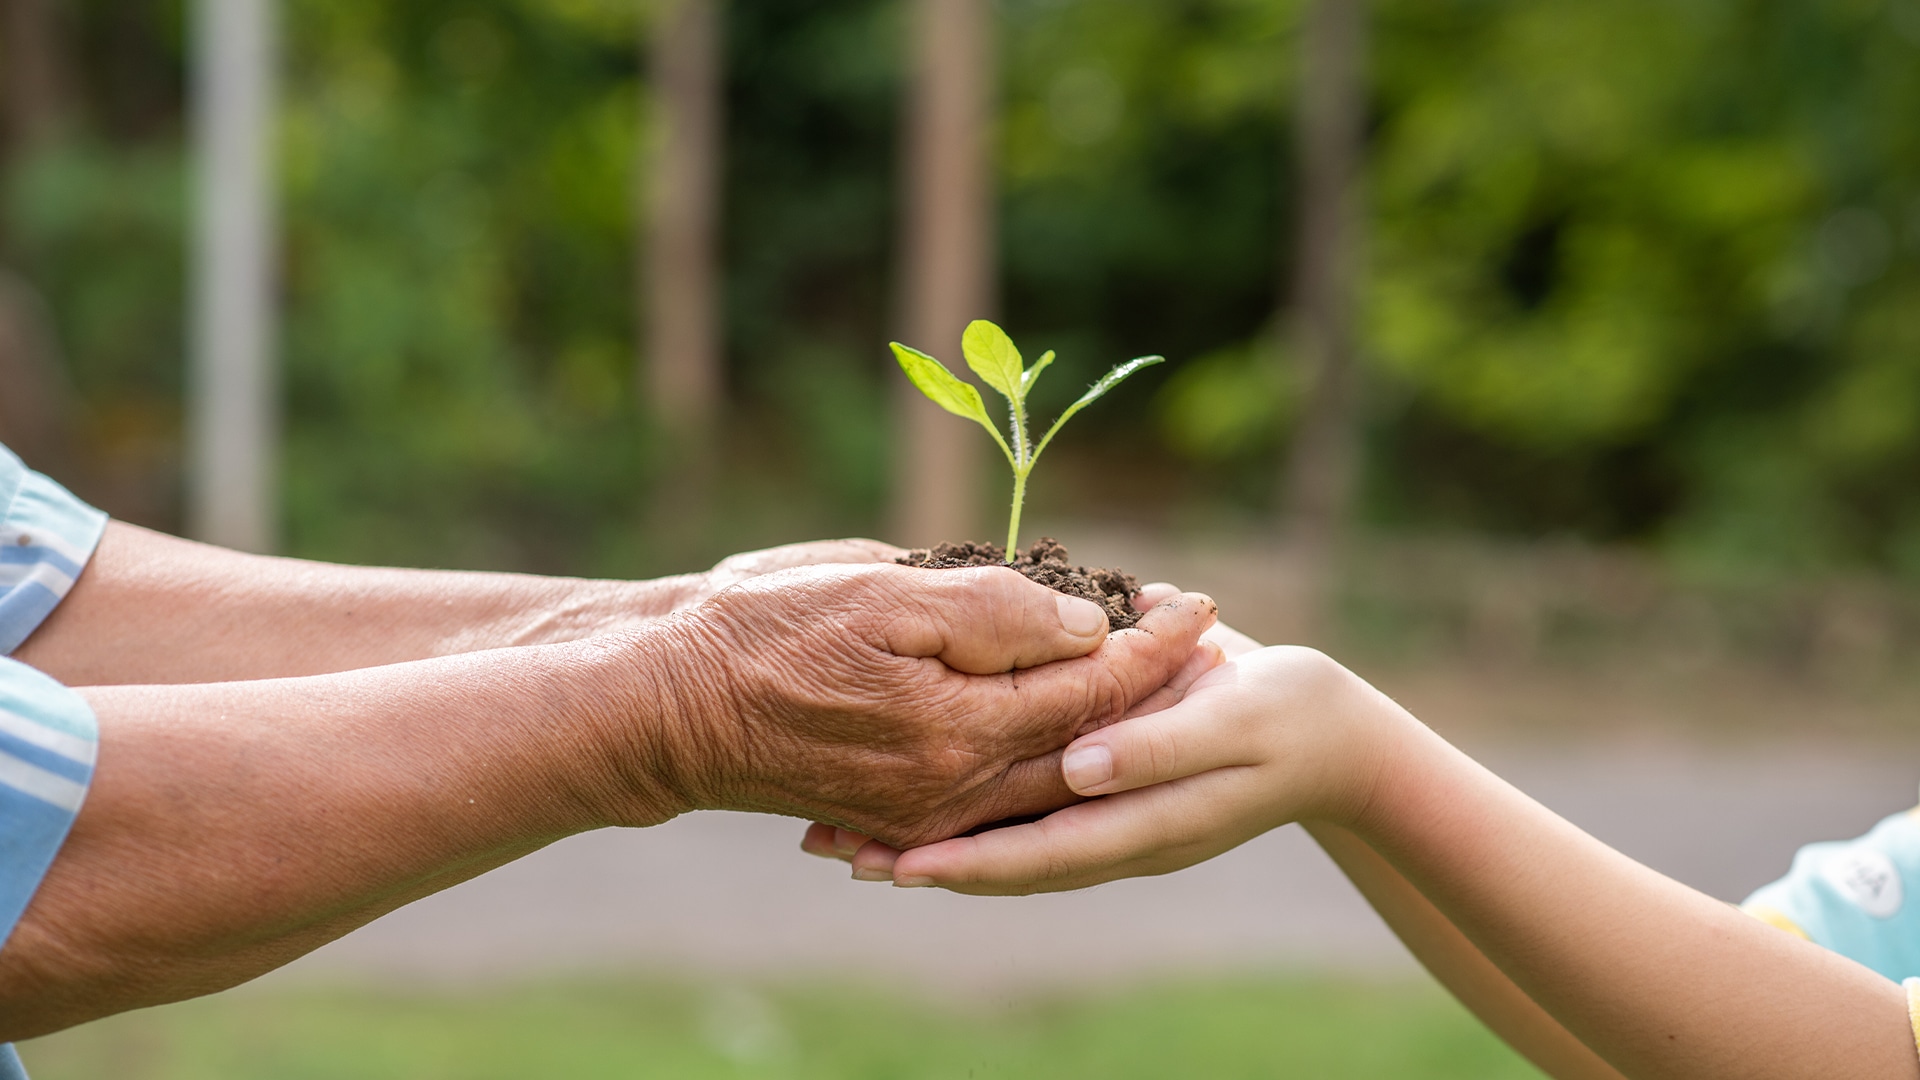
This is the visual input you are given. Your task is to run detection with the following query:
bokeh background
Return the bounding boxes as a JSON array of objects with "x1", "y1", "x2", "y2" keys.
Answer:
[{"x1": 6, "y1": 0, "x2": 1920, "y2": 1076}]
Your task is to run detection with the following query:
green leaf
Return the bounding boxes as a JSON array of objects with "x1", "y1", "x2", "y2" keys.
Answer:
[
  {"x1": 890, "y1": 342, "x2": 1015, "y2": 464},
  {"x1": 961, "y1": 320, "x2": 1024, "y2": 403},
  {"x1": 1032, "y1": 354, "x2": 1166, "y2": 461},
  {"x1": 1022, "y1": 349, "x2": 1056, "y2": 392}
]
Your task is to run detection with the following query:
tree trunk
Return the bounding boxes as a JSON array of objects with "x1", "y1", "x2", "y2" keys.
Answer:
[
  {"x1": 1281, "y1": 0, "x2": 1367, "y2": 636},
  {"x1": 0, "y1": 0, "x2": 71, "y2": 158},
  {"x1": 891, "y1": 0, "x2": 994, "y2": 548},
  {"x1": 642, "y1": 0, "x2": 723, "y2": 435},
  {"x1": 640, "y1": 0, "x2": 724, "y2": 560},
  {"x1": 188, "y1": 0, "x2": 278, "y2": 554},
  {"x1": 0, "y1": 268, "x2": 72, "y2": 473},
  {"x1": 0, "y1": 0, "x2": 76, "y2": 474}
]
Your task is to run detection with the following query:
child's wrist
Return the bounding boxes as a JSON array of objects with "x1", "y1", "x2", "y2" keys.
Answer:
[
  {"x1": 1263, "y1": 648, "x2": 1426, "y2": 832},
  {"x1": 1318, "y1": 687, "x2": 1443, "y2": 839}
]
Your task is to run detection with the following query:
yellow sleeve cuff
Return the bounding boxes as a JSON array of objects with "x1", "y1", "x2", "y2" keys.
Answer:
[{"x1": 1741, "y1": 903, "x2": 1810, "y2": 941}]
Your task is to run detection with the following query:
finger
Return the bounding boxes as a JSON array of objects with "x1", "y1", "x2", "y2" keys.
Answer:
[
  {"x1": 943, "y1": 748, "x2": 1079, "y2": 834},
  {"x1": 801, "y1": 822, "x2": 842, "y2": 859},
  {"x1": 710, "y1": 539, "x2": 910, "y2": 592},
  {"x1": 1103, "y1": 589, "x2": 1219, "y2": 700},
  {"x1": 733, "y1": 538, "x2": 908, "y2": 570},
  {"x1": 963, "y1": 590, "x2": 1219, "y2": 765},
  {"x1": 1202, "y1": 621, "x2": 1263, "y2": 659},
  {"x1": 1060, "y1": 676, "x2": 1250, "y2": 797},
  {"x1": 794, "y1": 538, "x2": 909, "y2": 565},
  {"x1": 873, "y1": 564, "x2": 1112, "y2": 674},
  {"x1": 1131, "y1": 582, "x2": 1180, "y2": 612},
  {"x1": 1121, "y1": 641, "x2": 1226, "y2": 721},
  {"x1": 890, "y1": 781, "x2": 1233, "y2": 895},
  {"x1": 947, "y1": 636, "x2": 1226, "y2": 838},
  {"x1": 850, "y1": 838, "x2": 902, "y2": 882},
  {"x1": 803, "y1": 822, "x2": 886, "y2": 867}
]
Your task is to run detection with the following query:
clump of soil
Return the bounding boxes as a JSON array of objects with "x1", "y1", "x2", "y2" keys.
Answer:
[{"x1": 897, "y1": 537, "x2": 1142, "y2": 631}]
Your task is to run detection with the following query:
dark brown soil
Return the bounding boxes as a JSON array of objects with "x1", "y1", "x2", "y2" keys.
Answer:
[{"x1": 896, "y1": 537, "x2": 1142, "y2": 631}]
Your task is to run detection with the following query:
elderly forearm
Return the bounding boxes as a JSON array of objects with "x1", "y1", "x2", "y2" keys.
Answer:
[
  {"x1": 0, "y1": 562, "x2": 1207, "y2": 1040},
  {"x1": 0, "y1": 633, "x2": 690, "y2": 1040},
  {"x1": 15, "y1": 522, "x2": 705, "y2": 685},
  {"x1": 1305, "y1": 822, "x2": 1626, "y2": 1080},
  {"x1": 1351, "y1": 719, "x2": 1917, "y2": 1080}
]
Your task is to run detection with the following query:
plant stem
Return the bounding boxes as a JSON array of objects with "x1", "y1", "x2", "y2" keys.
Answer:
[{"x1": 1006, "y1": 469, "x2": 1028, "y2": 561}]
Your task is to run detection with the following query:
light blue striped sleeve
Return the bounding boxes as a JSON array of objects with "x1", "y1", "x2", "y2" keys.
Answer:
[
  {"x1": 0, "y1": 658, "x2": 96, "y2": 941},
  {"x1": 0, "y1": 657, "x2": 94, "y2": 1080},
  {"x1": 0, "y1": 445, "x2": 107, "y2": 655},
  {"x1": 0, "y1": 446, "x2": 105, "y2": 1080}
]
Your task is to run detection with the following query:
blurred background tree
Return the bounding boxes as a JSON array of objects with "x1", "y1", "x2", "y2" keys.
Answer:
[{"x1": 2, "y1": 0, "x2": 1918, "y2": 592}]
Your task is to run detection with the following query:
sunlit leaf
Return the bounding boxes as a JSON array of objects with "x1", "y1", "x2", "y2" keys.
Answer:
[
  {"x1": 1022, "y1": 349, "x2": 1056, "y2": 392},
  {"x1": 890, "y1": 342, "x2": 1014, "y2": 464},
  {"x1": 1033, "y1": 355, "x2": 1165, "y2": 461},
  {"x1": 961, "y1": 320, "x2": 1025, "y2": 403}
]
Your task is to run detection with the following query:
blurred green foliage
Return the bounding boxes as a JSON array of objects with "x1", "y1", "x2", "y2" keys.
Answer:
[
  {"x1": 3, "y1": 0, "x2": 1918, "y2": 579},
  {"x1": 275, "y1": 0, "x2": 656, "y2": 572},
  {"x1": 1365, "y1": 0, "x2": 1920, "y2": 577},
  {"x1": 21, "y1": 976, "x2": 1539, "y2": 1079}
]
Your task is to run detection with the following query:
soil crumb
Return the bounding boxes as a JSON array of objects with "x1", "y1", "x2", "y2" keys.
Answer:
[{"x1": 897, "y1": 537, "x2": 1142, "y2": 631}]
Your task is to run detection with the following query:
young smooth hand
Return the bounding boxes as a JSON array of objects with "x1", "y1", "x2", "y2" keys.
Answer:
[
  {"x1": 846, "y1": 638, "x2": 1401, "y2": 892},
  {"x1": 799, "y1": 586, "x2": 1395, "y2": 892}
]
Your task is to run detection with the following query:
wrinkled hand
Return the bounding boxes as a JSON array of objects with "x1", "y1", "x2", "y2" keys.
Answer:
[
  {"x1": 676, "y1": 538, "x2": 909, "y2": 611},
  {"x1": 799, "y1": 583, "x2": 1259, "y2": 872},
  {"x1": 632, "y1": 563, "x2": 1217, "y2": 849}
]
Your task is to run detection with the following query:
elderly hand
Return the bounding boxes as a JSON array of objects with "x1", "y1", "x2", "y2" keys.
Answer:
[
  {"x1": 608, "y1": 563, "x2": 1218, "y2": 848},
  {"x1": 799, "y1": 585, "x2": 1262, "y2": 871},
  {"x1": 677, "y1": 538, "x2": 909, "y2": 610}
]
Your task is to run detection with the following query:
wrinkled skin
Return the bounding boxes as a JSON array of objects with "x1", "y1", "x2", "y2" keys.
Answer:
[
  {"x1": 798, "y1": 582, "x2": 1246, "y2": 865},
  {"x1": 634, "y1": 562, "x2": 1220, "y2": 848},
  {"x1": 0, "y1": 524, "x2": 1216, "y2": 1041},
  {"x1": 685, "y1": 538, "x2": 909, "y2": 607}
]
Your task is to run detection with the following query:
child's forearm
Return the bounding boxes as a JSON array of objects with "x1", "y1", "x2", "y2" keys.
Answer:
[
  {"x1": 1349, "y1": 715, "x2": 1916, "y2": 1080},
  {"x1": 872, "y1": 640, "x2": 1918, "y2": 1077},
  {"x1": 1306, "y1": 822, "x2": 1627, "y2": 1079}
]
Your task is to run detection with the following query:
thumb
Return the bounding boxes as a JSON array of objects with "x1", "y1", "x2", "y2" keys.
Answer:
[
  {"x1": 877, "y1": 564, "x2": 1112, "y2": 673},
  {"x1": 1059, "y1": 672, "x2": 1248, "y2": 797}
]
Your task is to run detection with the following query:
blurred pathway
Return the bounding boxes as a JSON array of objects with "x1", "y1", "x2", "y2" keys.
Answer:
[{"x1": 271, "y1": 735, "x2": 1920, "y2": 991}]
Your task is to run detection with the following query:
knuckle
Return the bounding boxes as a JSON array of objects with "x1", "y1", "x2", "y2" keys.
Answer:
[
  {"x1": 1043, "y1": 838, "x2": 1076, "y2": 882},
  {"x1": 1084, "y1": 665, "x2": 1131, "y2": 731},
  {"x1": 1271, "y1": 645, "x2": 1351, "y2": 695},
  {"x1": 1038, "y1": 816, "x2": 1088, "y2": 881},
  {"x1": 1139, "y1": 723, "x2": 1181, "y2": 782},
  {"x1": 928, "y1": 750, "x2": 975, "y2": 791}
]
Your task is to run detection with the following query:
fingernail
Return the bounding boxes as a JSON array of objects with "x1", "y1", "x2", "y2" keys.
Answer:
[
  {"x1": 1132, "y1": 583, "x2": 1179, "y2": 612},
  {"x1": 852, "y1": 867, "x2": 891, "y2": 882},
  {"x1": 1057, "y1": 594, "x2": 1106, "y2": 638},
  {"x1": 1063, "y1": 743, "x2": 1113, "y2": 791},
  {"x1": 895, "y1": 875, "x2": 934, "y2": 889}
]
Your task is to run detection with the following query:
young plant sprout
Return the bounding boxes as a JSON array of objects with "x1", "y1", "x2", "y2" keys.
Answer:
[{"x1": 891, "y1": 319, "x2": 1164, "y2": 562}]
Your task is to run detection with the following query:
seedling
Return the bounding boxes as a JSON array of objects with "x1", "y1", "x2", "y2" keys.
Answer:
[{"x1": 892, "y1": 319, "x2": 1163, "y2": 561}]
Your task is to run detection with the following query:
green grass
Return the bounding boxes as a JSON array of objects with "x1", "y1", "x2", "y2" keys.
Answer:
[{"x1": 20, "y1": 975, "x2": 1543, "y2": 1079}]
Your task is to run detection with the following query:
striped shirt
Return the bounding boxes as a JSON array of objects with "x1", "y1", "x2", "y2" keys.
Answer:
[{"x1": 0, "y1": 445, "x2": 106, "y2": 1080}]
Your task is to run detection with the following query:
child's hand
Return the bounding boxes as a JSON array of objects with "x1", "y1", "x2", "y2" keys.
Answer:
[
  {"x1": 848, "y1": 644, "x2": 1407, "y2": 894},
  {"x1": 798, "y1": 626, "x2": 1229, "y2": 869}
]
